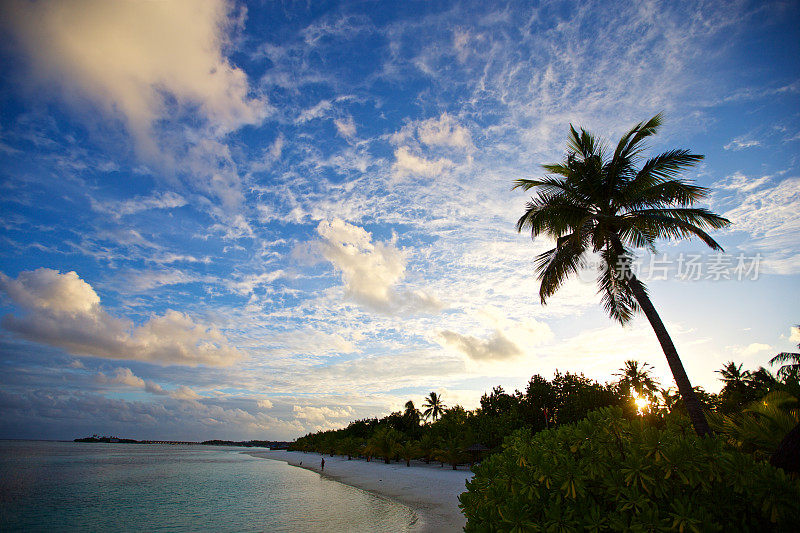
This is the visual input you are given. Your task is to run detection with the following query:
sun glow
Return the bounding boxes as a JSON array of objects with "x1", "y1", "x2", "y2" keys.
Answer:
[{"x1": 632, "y1": 394, "x2": 650, "y2": 415}]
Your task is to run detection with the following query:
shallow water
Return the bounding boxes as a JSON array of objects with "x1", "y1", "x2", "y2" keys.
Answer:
[{"x1": 0, "y1": 440, "x2": 416, "y2": 532}]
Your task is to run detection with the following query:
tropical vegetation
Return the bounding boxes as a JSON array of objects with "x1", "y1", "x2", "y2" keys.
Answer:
[{"x1": 461, "y1": 408, "x2": 800, "y2": 532}]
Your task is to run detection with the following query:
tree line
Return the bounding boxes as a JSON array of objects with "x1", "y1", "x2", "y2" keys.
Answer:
[{"x1": 289, "y1": 357, "x2": 800, "y2": 469}]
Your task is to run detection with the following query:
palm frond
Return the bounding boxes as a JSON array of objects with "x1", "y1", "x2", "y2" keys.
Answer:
[
  {"x1": 597, "y1": 247, "x2": 640, "y2": 324},
  {"x1": 618, "y1": 179, "x2": 709, "y2": 210},
  {"x1": 535, "y1": 233, "x2": 587, "y2": 303},
  {"x1": 512, "y1": 177, "x2": 582, "y2": 200},
  {"x1": 623, "y1": 113, "x2": 663, "y2": 157},
  {"x1": 623, "y1": 208, "x2": 731, "y2": 250},
  {"x1": 605, "y1": 114, "x2": 665, "y2": 187},
  {"x1": 567, "y1": 125, "x2": 602, "y2": 160},
  {"x1": 635, "y1": 150, "x2": 704, "y2": 181},
  {"x1": 516, "y1": 194, "x2": 592, "y2": 237},
  {"x1": 769, "y1": 352, "x2": 800, "y2": 365}
]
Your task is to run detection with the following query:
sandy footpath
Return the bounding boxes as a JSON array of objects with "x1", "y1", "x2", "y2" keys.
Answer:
[{"x1": 247, "y1": 450, "x2": 473, "y2": 532}]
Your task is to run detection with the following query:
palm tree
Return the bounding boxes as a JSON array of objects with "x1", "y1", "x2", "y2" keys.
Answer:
[
  {"x1": 515, "y1": 114, "x2": 730, "y2": 436},
  {"x1": 417, "y1": 434, "x2": 437, "y2": 464},
  {"x1": 397, "y1": 441, "x2": 419, "y2": 467},
  {"x1": 368, "y1": 427, "x2": 402, "y2": 464},
  {"x1": 769, "y1": 326, "x2": 800, "y2": 381},
  {"x1": 614, "y1": 360, "x2": 660, "y2": 397},
  {"x1": 436, "y1": 435, "x2": 466, "y2": 470},
  {"x1": 422, "y1": 392, "x2": 446, "y2": 422},
  {"x1": 403, "y1": 400, "x2": 421, "y2": 426},
  {"x1": 716, "y1": 361, "x2": 751, "y2": 385}
]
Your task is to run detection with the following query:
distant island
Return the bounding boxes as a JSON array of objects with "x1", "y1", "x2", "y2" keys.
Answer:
[{"x1": 74, "y1": 434, "x2": 290, "y2": 449}]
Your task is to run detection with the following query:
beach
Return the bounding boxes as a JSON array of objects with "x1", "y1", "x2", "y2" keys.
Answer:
[{"x1": 248, "y1": 450, "x2": 473, "y2": 532}]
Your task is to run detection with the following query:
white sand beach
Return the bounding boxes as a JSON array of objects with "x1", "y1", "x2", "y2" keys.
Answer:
[{"x1": 248, "y1": 450, "x2": 473, "y2": 532}]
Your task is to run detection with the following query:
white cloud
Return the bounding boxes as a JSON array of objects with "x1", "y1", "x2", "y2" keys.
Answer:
[
  {"x1": 392, "y1": 146, "x2": 453, "y2": 178},
  {"x1": 438, "y1": 311, "x2": 553, "y2": 362},
  {"x1": 416, "y1": 113, "x2": 472, "y2": 149},
  {"x1": 292, "y1": 404, "x2": 354, "y2": 425},
  {"x1": 170, "y1": 385, "x2": 202, "y2": 401},
  {"x1": 0, "y1": 268, "x2": 242, "y2": 366},
  {"x1": 742, "y1": 342, "x2": 772, "y2": 356},
  {"x1": 720, "y1": 176, "x2": 800, "y2": 273},
  {"x1": 257, "y1": 399, "x2": 274, "y2": 409},
  {"x1": 313, "y1": 219, "x2": 440, "y2": 312},
  {"x1": 91, "y1": 191, "x2": 187, "y2": 218},
  {"x1": 118, "y1": 269, "x2": 206, "y2": 293},
  {"x1": 714, "y1": 172, "x2": 770, "y2": 192},
  {"x1": 268, "y1": 328, "x2": 356, "y2": 357},
  {"x1": 723, "y1": 136, "x2": 760, "y2": 151},
  {"x1": 295, "y1": 100, "x2": 332, "y2": 123},
  {"x1": 316, "y1": 218, "x2": 405, "y2": 308},
  {"x1": 439, "y1": 329, "x2": 521, "y2": 361},
  {"x1": 334, "y1": 117, "x2": 357, "y2": 139},
  {"x1": 94, "y1": 367, "x2": 199, "y2": 400},
  {"x1": 226, "y1": 271, "x2": 285, "y2": 296},
  {"x1": 98, "y1": 367, "x2": 145, "y2": 388},
  {"x1": 791, "y1": 326, "x2": 800, "y2": 344},
  {"x1": 6, "y1": 0, "x2": 268, "y2": 158}
]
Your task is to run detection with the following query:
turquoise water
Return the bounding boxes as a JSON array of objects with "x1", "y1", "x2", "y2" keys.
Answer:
[{"x1": 0, "y1": 441, "x2": 416, "y2": 532}]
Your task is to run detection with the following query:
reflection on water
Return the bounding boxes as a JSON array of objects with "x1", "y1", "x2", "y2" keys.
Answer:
[{"x1": 0, "y1": 441, "x2": 416, "y2": 532}]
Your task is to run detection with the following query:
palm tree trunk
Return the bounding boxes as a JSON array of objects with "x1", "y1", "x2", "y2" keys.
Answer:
[{"x1": 627, "y1": 271, "x2": 711, "y2": 436}]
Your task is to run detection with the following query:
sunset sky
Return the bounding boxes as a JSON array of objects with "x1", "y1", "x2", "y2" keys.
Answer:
[{"x1": 0, "y1": 0, "x2": 798, "y2": 441}]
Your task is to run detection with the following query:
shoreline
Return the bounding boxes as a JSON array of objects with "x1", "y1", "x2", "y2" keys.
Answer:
[{"x1": 247, "y1": 450, "x2": 472, "y2": 532}]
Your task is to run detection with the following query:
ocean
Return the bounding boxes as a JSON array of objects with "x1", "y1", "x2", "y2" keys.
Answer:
[{"x1": 0, "y1": 440, "x2": 417, "y2": 532}]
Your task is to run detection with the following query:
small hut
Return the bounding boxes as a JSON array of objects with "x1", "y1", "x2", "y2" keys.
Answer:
[{"x1": 466, "y1": 442, "x2": 490, "y2": 465}]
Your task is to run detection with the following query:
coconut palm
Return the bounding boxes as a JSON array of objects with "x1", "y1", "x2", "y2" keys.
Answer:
[
  {"x1": 367, "y1": 427, "x2": 402, "y2": 464},
  {"x1": 716, "y1": 361, "x2": 751, "y2": 385},
  {"x1": 614, "y1": 360, "x2": 660, "y2": 397},
  {"x1": 769, "y1": 327, "x2": 800, "y2": 381},
  {"x1": 515, "y1": 114, "x2": 730, "y2": 436},
  {"x1": 403, "y1": 400, "x2": 421, "y2": 426},
  {"x1": 422, "y1": 392, "x2": 446, "y2": 422},
  {"x1": 437, "y1": 435, "x2": 466, "y2": 470},
  {"x1": 417, "y1": 434, "x2": 437, "y2": 464},
  {"x1": 397, "y1": 441, "x2": 419, "y2": 467}
]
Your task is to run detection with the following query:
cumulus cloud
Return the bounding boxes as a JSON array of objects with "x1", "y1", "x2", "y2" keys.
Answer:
[
  {"x1": 741, "y1": 342, "x2": 772, "y2": 356},
  {"x1": 438, "y1": 311, "x2": 553, "y2": 362},
  {"x1": 257, "y1": 399, "x2": 274, "y2": 409},
  {"x1": 94, "y1": 367, "x2": 201, "y2": 400},
  {"x1": 312, "y1": 219, "x2": 441, "y2": 312},
  {"x1": 292, "y1": 404, "x2": 354, "y2": 426},
  {"x1": 97, "y1": 367, "x2": 145, "y2": 388},
  {"x1": 170, "y1": 385, "x2": 202, "y2": 401},
  {"x1": 791, "y1": 326, "x2": 800, "y2": 344},
  {"x1": 5, "y1": 0, "x2": 268, "y2": 158},
  {"x1": 0, "y1": 268, "x2": 242, "y2": 366},
  {"x1": 416, "y1": 113, "x2": 472, "y2": 149},
  {"x1": 438, "y1": 329, "x2": 522, "y2": 361},
  {"x1": 392, "y1": 146, "x2": 453, "y2": 178}
]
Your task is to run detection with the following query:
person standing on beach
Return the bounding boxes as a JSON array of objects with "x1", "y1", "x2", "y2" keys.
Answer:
[{"x1": 321, "y1": 457, "x2": 325, "y2": 471}]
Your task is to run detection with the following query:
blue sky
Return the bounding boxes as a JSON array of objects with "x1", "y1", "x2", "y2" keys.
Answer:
[{"x1": 0, "y1": 0, "x2": 798, "y2": 440}]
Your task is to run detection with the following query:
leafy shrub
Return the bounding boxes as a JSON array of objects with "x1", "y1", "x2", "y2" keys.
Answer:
[
  {"x1": 460, "y1": 407, "x2": 800, "y2": 532},
  {"x1": 709, "y1": 391, "x2": 799, "y2": 460}
]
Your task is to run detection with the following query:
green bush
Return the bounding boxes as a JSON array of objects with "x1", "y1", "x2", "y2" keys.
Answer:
[{"x1": 460, "y1": 407, "x2": 800, "y2": 532}]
